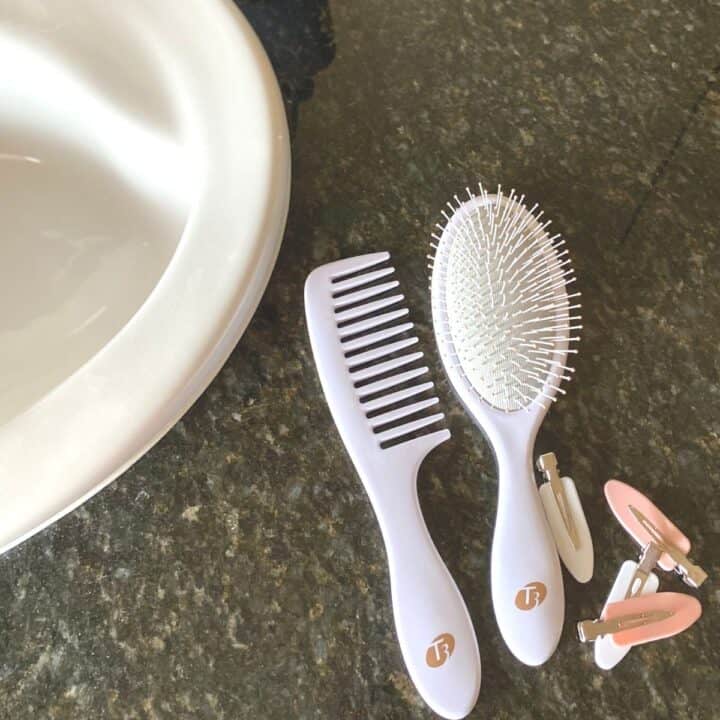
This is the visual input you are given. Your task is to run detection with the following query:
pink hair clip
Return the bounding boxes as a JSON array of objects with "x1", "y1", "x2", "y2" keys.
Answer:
[{"x1": 578, "y1": 479, "x2": 708, "y2": 669}]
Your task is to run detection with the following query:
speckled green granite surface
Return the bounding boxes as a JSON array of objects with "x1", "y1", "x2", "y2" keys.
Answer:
[{"x1": 1, "y1": 1, "x2": 719, "y2": 718}]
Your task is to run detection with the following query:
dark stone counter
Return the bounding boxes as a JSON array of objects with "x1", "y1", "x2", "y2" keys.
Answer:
[{"x1": 2, "y1": 1, "x2": 719, "y2": 717}]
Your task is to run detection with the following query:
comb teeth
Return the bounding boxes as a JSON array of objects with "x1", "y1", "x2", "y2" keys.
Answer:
[
  {"x1": 362, "y1": 381, "x2": 435, "y2": 412},
  {"x1": 338, "y1": 308, "x2": 410, "y2": 338},
  {"x1": 346, "y1": 337, "x2": 419, "y2": 367},
  {"x1": 356, "y1": 367, "x2": 430, "y2": 397},
  {"x1": 332, "y1": 266, "x2": 396, "y2": 294},
  {"x1": 333, "y1": 280, "x2": 400, "y2": 308},
  {"x1": 369, "y1": 398, "x2": 439, "y2": 428},
  {"x1": 329, "y1": 256, "x2": 446, "y2": 449},
  {"x1": 351, "y1": 351, "x2": 425, "y2": 382},
  {"x1": 342, "y1": 322, "x2": 415, "y2": 352},
  {"x1": 336, "y1": 294, "x2": 405, "y2": 324}
]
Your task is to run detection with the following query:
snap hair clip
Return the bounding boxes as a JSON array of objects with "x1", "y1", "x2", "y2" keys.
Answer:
[
  {"x1": 584, "y1": 479, "x2": 708, "y2": 669},
  {"x1": 537, "y1": 452, "x2": 593, "y2": 583},
  {"x1": 577, "y1": 592, "x2": 701, "y2": 647},
  {"x1": 605, "y1": 480, "x2": 708, "y2": 592}
]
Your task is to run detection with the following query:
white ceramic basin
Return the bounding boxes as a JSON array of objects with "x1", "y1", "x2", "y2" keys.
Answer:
[{"x1": 0, "y1": 1, "x2": 290, "y2": 553}]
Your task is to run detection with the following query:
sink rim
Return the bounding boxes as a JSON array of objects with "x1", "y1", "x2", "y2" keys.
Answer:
[{"x1": 0, "y1": 0, "x2": 291, "y2": 554}]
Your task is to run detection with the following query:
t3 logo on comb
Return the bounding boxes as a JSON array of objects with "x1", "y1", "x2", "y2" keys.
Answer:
[
  {"x1": 515, "y1": 581, "x2": 547, "y2": 611},
  {"x1": 425, "y1": 633, "x2": 455, "y2": 668}
]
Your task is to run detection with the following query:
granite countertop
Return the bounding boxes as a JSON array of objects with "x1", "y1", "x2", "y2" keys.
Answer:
[{"x1": 2, "y1": 1, "x2": 719, "y2": 718}]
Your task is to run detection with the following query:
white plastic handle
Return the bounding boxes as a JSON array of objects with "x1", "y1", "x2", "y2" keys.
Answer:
[
  {"x1": 491, "y1": 438, "x2": 564, "y2": 666},
  {"x1": 372, "y1": 470, "x2": 481, "y2": 719}
]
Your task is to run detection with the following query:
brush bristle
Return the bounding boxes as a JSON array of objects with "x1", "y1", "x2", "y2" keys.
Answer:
[{"x1": 429, "y1": 184, "x2": 582, "y2": 412}]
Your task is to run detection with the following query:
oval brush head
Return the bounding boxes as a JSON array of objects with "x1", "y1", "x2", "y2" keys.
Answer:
[{"x1": 429, "y1": 184, "x2": 582, "y2": 411}]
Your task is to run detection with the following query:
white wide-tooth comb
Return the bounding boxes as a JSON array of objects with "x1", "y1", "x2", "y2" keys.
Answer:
[{"x1": 305, "y1": 252, "x2": 481, "y2": 720}]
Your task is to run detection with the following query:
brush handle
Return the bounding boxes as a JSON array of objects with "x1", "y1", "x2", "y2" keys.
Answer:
[
  {"x1": 371, "y1": 469, "x2": 481, "y2": 720},
  {"x1": 491, "y1": 437, "x2": 564, "y2": 665}
]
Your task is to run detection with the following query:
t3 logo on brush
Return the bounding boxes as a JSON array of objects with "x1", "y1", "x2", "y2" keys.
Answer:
[{"x1": 515, "y1": 582, "x2": 548, "y2": 611}]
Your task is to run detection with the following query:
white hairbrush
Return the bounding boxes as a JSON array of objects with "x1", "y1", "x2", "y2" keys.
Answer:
[{"x1": 429, "y1": 184, "x2": 582, "y2": 665}]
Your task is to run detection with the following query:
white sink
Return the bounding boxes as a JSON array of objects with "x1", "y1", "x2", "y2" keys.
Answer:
[{"x1": 0, "y1": 0, "x2": 290, "y2": 553}]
